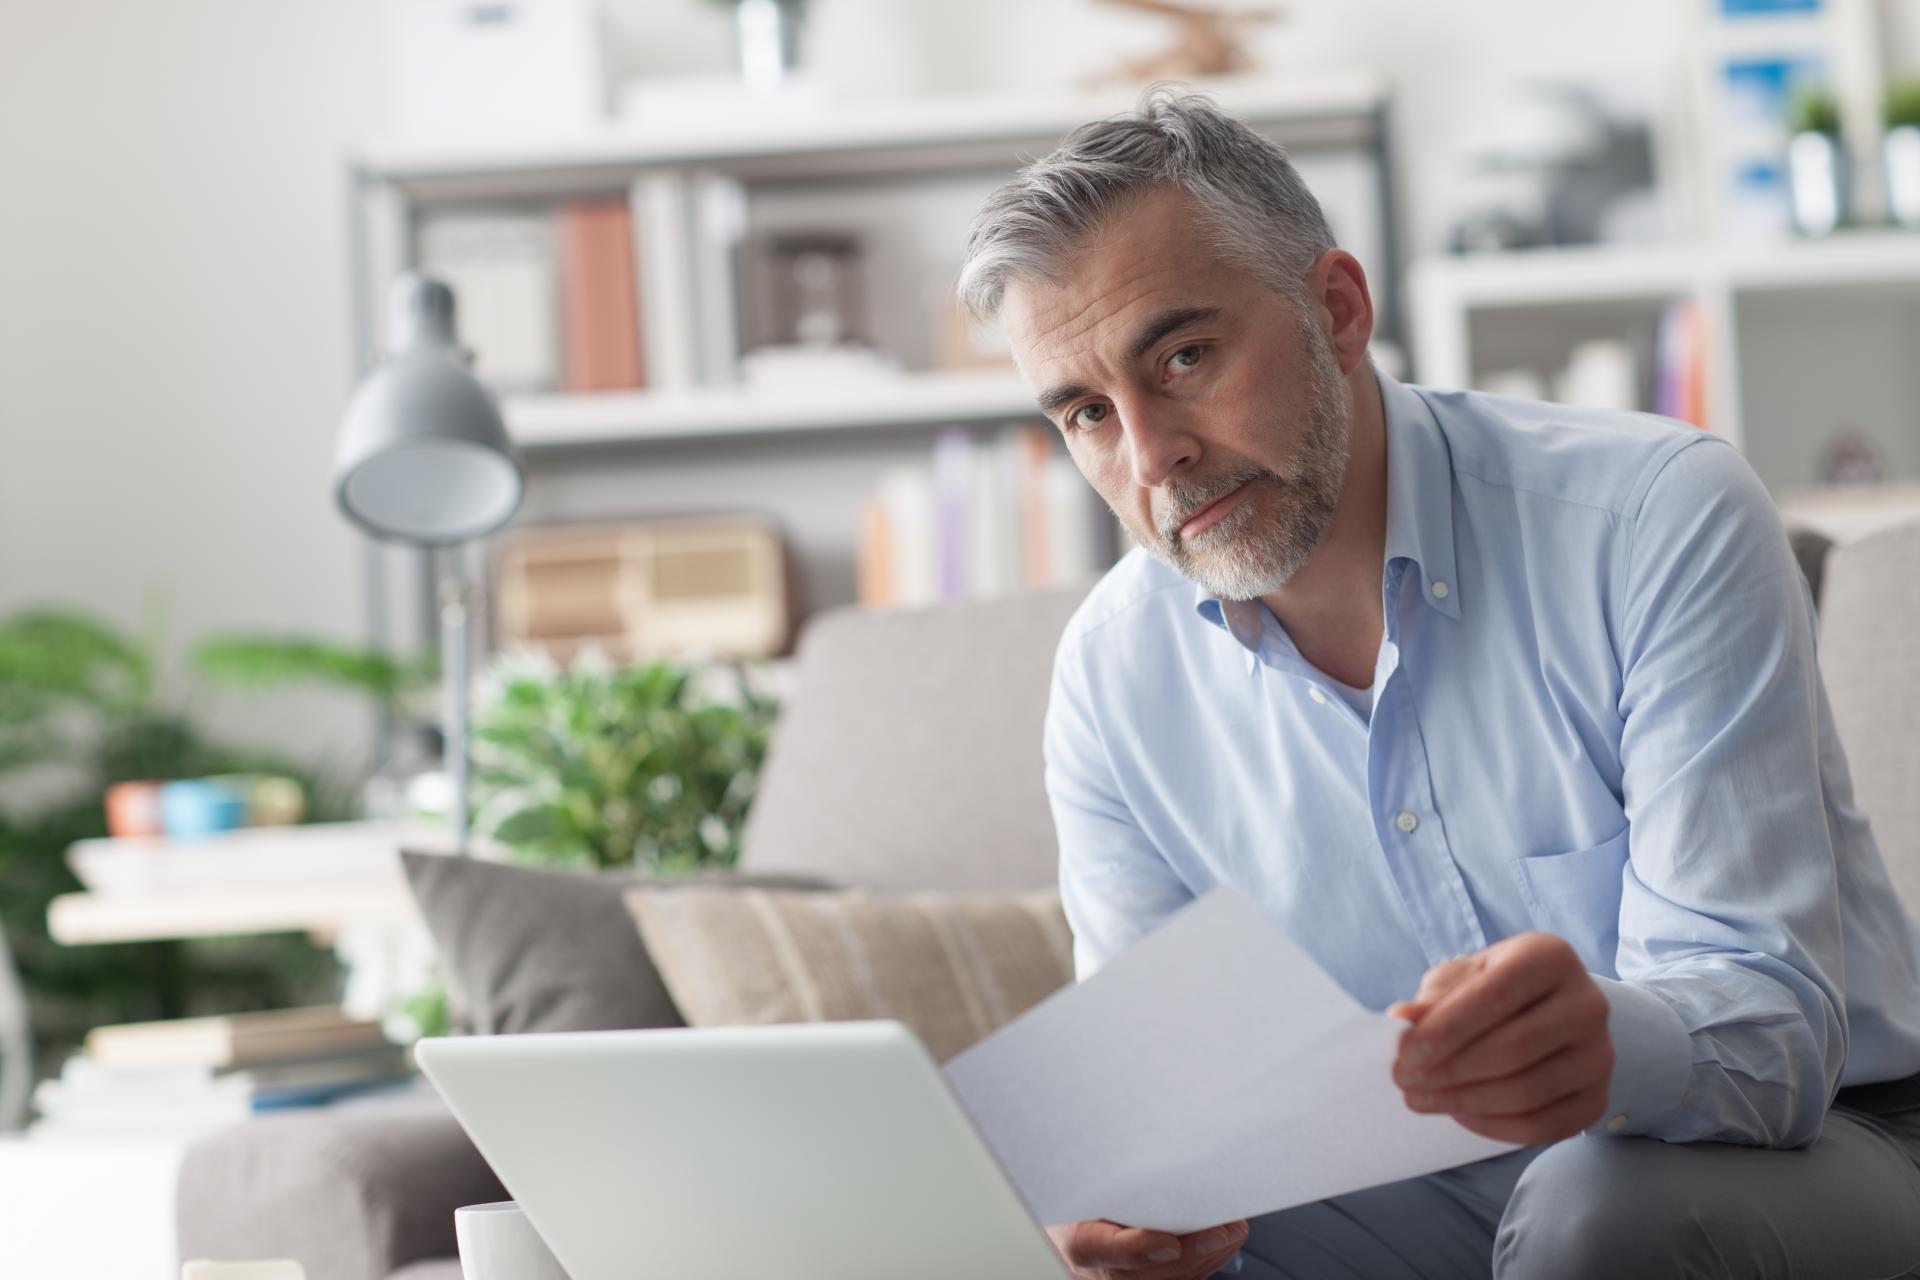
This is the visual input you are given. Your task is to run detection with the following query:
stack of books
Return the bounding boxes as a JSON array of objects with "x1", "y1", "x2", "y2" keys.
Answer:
[
  {"x1": 32, "y1": 1006, "x2": 413, "y2": 1136},
  {"x1": 858, "y1": 424, "x2": 1113, "y2": 608}
]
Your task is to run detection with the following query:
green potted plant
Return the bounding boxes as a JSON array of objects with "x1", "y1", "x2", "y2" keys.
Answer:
[
  {"x1": 1883, "y1": 80, "x2": 1920, "y2": 229},
  {"x1": 468, "y1": 650, "x2": 777, "y2": 872},
  {"x1": 1786, "y1": 83, "x2": 1847, "y2": 236},
  {"x1": 0, "y1": 610, "x2": 369, "y2": 1082}
]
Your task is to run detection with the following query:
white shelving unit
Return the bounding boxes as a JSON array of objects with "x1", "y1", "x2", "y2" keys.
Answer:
[
  {"x1": 1409, "y1": 230, "x2": 1920, "y2": 489},
  {"x1": 346, "y1": 73, "x2": 1405, "y2": 651},
  {"x1": 501, "y1": 368, "x2": 1035, "y2": 448}
]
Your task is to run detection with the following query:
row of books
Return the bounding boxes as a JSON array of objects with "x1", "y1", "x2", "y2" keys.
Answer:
[
  {"x1": 32, "y1": 1006, "x2": 412, "y2": 1137},
  {"x1": 1477, "y1": 300, "x2": 1712, "y2": 432},
  {"x1": 418, "y1": 200, "x2": 645, "y2": 396},
  {"x1": 858, "y1": 424, "x2": 1116, "y2": 608}
]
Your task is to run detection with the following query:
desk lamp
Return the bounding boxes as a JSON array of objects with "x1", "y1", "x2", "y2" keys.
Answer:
[{"x1": 334, "y1": 273, "x2": 523, "y2": 853}]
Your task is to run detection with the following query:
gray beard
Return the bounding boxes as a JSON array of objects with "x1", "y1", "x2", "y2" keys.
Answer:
[{"x1": 1142, "y1": 321, "x2": 1353, "y2": 601}]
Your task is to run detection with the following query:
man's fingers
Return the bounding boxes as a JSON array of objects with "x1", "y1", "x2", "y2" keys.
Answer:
[
  {"x1": 1400, "y1": 936, "x2": 1572, "y2": 1072},
  {"x1": 1058, "y1": 1218, "x2": 1184, "y2": 1267},
  {"x1": 1415, "y1": 953, "x2": 1481, "y2": 1003},
  {"x1": 1393, "y1": 989, "x2": 1585, "y2": 1090},
  {"x1": 1406, "y1": 1044, "x2": 1605, "y2": 1118},
  {"x1": 1051, "y1": 1218, "x2": 1240, "y2": 1273},
  {"x1": 1132, "y1": 1226, "x2": 1250, "y2": 1280}
]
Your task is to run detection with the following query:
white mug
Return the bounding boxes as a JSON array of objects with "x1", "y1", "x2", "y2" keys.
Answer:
[{"x1": 454, "y1": 1201, "x2": 571, "y2": 1280}]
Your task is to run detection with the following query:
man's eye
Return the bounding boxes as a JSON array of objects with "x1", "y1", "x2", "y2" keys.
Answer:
[
  {"x1": 1168, "y1": 345, "x2": 1205, "y2": 372},
  {"x1": 1069, "y1": 403, "x2": 1109, "y2": 430}
]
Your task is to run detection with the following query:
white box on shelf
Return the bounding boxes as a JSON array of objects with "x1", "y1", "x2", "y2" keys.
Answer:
[{"x1": 386, "y1": 0, "x2": 607, "y2": 138}]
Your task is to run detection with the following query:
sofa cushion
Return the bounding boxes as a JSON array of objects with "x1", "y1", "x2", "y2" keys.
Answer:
[
  {"x1": 624, "y1": 885, "x2": 1074, "y2": 1061},
  {"x1": 402, "y1": 852, "x2": 828, "y2": 1035},
  {"x1": 1818, "y1": 522, "x2": 1920, "y2": 919},
  {"x1": 737, "y1": 588, "x2": 1088, "y2": 892}
]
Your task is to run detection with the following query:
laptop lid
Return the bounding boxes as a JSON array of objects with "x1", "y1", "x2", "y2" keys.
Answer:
[{"x1": 416, "y1": 1021, "x2": 1068, "y2": 1280}]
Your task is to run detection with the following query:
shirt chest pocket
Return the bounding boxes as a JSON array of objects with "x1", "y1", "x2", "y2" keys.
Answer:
[{"x1": 1510, "y1": 826, "x2": 1630, "y2": 976}]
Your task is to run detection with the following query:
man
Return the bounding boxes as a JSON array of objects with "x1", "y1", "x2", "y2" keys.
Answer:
[{"x1": 956, "y1": 90, "x2": 1920, "y2": 1279}]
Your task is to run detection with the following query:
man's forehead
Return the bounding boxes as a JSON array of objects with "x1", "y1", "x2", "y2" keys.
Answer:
[{"x1": 1004, "y1": 260, "x2": 1203, "y2": 362}]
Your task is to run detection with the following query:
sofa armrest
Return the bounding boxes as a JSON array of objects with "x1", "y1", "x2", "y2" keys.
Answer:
[{"x1": 176, "y1": 1090, "x2": 504, "y2": 1280}]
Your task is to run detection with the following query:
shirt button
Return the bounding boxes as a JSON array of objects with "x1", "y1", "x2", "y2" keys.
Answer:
[
  {"x1": 1606, "y1": 1114, "x2": 1628, "y2": 1133},
  {"x1": 1430, "y1": 580, "x2": 1450, "y2": 600},
  {"x1": 1309, "y1": 687, "x2": 1328, "y2": 705},
  {"x1": 1395, "y1": 811, "x2": 1418, "y2": 833}
]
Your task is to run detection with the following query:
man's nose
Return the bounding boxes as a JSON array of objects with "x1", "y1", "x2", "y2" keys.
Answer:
[{"x1": 1119, "y1": 398, "x2": 1200, "y2": 489}]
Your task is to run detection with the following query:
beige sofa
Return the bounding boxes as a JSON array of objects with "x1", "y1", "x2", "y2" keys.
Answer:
[{"x1": 175, "y1": 522, "x2": 1920, "y2": 1280}]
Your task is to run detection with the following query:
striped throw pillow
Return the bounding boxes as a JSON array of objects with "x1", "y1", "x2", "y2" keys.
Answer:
[{"x1": 623, "y1": 886, "x2": 1075, "y2": 1061}]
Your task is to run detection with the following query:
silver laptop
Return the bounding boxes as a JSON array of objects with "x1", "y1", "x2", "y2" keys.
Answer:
[{"x1": 415, "y1": 1022, "x2": 1069, "y2": 1280}]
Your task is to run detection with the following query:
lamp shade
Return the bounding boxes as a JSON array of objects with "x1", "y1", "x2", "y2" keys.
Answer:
[{"x1": 334, "y1": 274, "x2": 524, "y2": 546}]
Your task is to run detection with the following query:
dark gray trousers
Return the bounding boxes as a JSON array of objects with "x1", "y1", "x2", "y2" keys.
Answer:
[{"x1": 1223, "y1": 1104, "x2": 1920, "y2": 1279}]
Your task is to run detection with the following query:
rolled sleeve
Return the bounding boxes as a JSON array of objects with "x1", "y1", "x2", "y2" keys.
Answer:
[
  {"x1": 1611, "y1": 437, "x2": 1848, "y2": 1146},
  {"x1": 1587, "y1": 975, "x2": 1694, "y2": 1137}
]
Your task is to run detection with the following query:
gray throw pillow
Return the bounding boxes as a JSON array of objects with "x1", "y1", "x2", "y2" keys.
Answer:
[{"x1": 400, "y1": 851, "x2": 830, "y2": 1035}]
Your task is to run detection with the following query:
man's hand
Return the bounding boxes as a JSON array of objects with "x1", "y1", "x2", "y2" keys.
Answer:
[
  {"x1": 1387, "y1": 931, "x2": 1614, "y2": 1144},
  {"x1": 1046, "y1": 1218, "x2": 1248, "y2": 1280}
]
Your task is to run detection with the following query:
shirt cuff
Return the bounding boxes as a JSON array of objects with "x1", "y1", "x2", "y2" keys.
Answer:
[{"x1": 1587, "y1": 975, "x2": 1692, "y2": 1138}]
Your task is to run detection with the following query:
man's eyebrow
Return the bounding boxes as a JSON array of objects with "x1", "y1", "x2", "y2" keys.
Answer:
[
  {"x1": 1125, "y1": 306, "x2": 1220, "y2": 363},
  {"x1": 1033, "y1": 307, "x2": 1222, "y2": 418}
]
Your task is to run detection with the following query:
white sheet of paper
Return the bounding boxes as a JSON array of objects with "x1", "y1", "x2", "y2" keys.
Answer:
[{"x1": 943, "y1": 888, "x2": 1515, "y2": 1234}]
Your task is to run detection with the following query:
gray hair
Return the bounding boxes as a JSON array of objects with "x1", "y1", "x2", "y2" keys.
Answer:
[{"x1": 957, "y1": 87, "x2": 1337, "y2": 322}]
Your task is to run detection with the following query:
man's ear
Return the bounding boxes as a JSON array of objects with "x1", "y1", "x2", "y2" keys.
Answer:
[{"x1": 1306, "y1": 249, "x2": 1375, "y2": 376}]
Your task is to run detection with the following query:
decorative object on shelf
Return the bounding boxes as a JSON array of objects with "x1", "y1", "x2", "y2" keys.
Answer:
[
  {"x1": 385, "y1": 0, "x2": 608, "y2": 137},
  {"x1": 468, "y1": 651, "x2": 777, "y2": 873},
  {"x1": 709, "y1": 0, "x2": 807, "y2": 94},
  {"x1": 1090, "y1": 0, "x2": 1283, "y2": 83},
  {"x1": 104, "y1": 780, "x2": 165, "y2": 839},
  {"x1": 494, "y1": 517, "x2": 793, "y2": 662},
  {"x1": 158, "y1": 779, "x2": 250, "y2": 840},
  {"x1": 1786, "y1": 82, "x2": 1848, "y2": 235},
  {"x1": 335, "y1": 273, "x2": 526, "y2": 855},
  {"x1": 1818, "y1": 426, "x2": 1888, "y2": 485},
  {"x1": 1447, "y1": 84, "x2": 1660, "y2": 251},
  {"x1": 744, "y1": 230, "x2": 867, "y2": 351},
  {"x1": 1883, "y1": 80, "x2": 1920, "y2": 229}
]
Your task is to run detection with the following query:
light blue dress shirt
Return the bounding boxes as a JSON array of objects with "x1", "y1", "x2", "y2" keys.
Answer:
[{"x1": 1045, "y1": 370, "x2": 1920, "y2": 1148}]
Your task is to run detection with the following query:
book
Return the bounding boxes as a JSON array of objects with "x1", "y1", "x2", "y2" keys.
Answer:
[
  {"x1": 58, "y1": 1042, "x2": 411, "y2": 1096},
  {"x1": 558, "y1": 198, "x2": 646, "y2": 392},
  {"x1": 83, "y1": 1006, "x2": 389, "y2": 1071}
]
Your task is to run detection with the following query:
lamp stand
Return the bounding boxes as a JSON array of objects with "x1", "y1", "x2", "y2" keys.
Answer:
[{"x1": 439, "y1": 543, "x2": 473, "y2": 856}]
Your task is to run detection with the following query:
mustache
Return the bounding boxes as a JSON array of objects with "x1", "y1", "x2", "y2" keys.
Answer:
[{"x1": 1157, "y1": 466, "x2": 1275, "y2": 540}]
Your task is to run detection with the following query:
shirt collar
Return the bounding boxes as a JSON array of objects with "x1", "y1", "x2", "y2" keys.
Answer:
[
  {"x1": 1193, "y1": 367, "x2": 1462, "y2": 655},
  {"x1": 1378, "y1": 369, "x2": 1462, "y2": 622}
]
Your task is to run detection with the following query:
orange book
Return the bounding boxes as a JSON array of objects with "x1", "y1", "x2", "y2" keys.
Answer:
[
  {"x1": 559, "y1": 200, "x2": 646, "y2": 392},
  {"x1": 858, "y1": 497, "x2": 894, "y2": 607}
]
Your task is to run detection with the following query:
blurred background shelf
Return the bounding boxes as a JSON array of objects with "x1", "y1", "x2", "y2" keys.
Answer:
[
  {"x1": 348, "y1": 71, "x2": 1406, "y2": 661},
  {"x1": 1412, "y1": 230, "x2": 1920, "y2": 488},
  {"x1": 360, "y1": 72, "x2": 1390, "y2": 194},
  {"x1": 502, "y1": 369, "x2": 1038, "y2": 450}
]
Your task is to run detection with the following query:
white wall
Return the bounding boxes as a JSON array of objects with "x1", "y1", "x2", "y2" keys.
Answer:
[
  {"x1": 0, "y1": 0, "x2": 389, "y2": 771},
  {"x1": 0, "y1": 0, "x2": 1833, "y2": 770}
]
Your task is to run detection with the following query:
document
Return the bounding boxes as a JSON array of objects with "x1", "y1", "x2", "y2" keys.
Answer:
[{"x1": 943, "y1": 889, "x2": 1516, "y2": 1234}]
